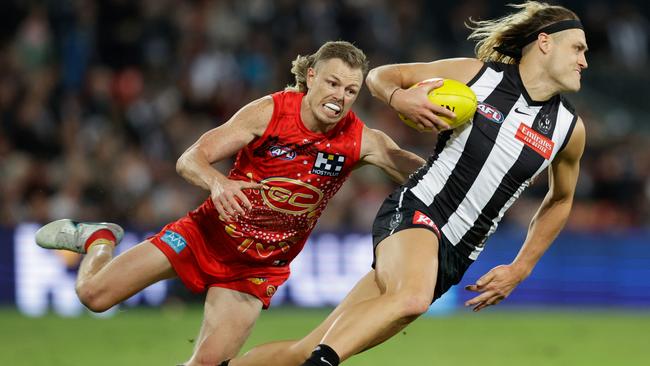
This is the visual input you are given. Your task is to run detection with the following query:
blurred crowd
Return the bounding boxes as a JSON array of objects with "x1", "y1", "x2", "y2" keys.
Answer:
[{"x1": 1, "y1": 0, "x2": 648, "y2": 233}]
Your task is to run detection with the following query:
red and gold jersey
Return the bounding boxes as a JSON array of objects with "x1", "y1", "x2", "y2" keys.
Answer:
[{"x1": 190, "y1": 90, "x2": 364, "y2": 267}]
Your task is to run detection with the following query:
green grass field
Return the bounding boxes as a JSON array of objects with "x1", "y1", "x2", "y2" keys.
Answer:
[{"x1": 2, "y1": 306, "x2": 649, "y2": 365}]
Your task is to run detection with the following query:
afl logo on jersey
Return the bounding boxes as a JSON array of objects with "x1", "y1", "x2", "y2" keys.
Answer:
[
  {"x1": 476, "y1": 102, "x2": 504, "y2": 123},
  {"x1": 269, "y1": 146, "x2": 297, "y2": 160},
  {"x1": 260, "y1": 177, "x2": 324, "y2": 215}
]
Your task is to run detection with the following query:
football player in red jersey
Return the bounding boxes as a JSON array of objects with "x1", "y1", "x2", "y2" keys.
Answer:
[{"x1": 35, "y1": 41, "x2": 446, "y2": 366}]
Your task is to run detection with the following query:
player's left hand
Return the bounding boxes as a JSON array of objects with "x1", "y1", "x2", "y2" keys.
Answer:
[{"x1": 463, "y1": 264, "x2": 527, "y2": 312}]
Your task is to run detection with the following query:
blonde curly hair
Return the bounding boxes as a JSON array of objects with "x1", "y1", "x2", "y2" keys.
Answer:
[
  {"x1": 286, "y1": 41, "x2": 368, "y2": 93},
  {"x1": 467, "y1": 1, "x2": 580, "y2": 64}
]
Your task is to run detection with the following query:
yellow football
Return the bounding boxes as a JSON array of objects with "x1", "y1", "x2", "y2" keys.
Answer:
[{"x1": 398, "y1": 78, "x2": 477, "y2": 131}]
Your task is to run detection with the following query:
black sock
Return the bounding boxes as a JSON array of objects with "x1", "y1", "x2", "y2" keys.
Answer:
[
  {"x1": 218, "y1": 360, "x2": 230, "y2": 366},
  {"x1": 301, "y1": 344, "x2": 340, "y2": 366}
]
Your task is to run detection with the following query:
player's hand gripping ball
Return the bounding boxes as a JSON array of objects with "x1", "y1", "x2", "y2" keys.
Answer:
[{"x1": 399, "y1": 78, "x2": 477, "y2": 131}]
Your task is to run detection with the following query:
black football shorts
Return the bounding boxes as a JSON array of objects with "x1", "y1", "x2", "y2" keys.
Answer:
[{"x1": 371, "y1": 187, "x2": 473, "y2": 302}]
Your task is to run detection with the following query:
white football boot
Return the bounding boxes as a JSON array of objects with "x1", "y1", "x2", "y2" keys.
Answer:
[{"x1": 35, "y1": 219, "x2": 124, "y2": 254}]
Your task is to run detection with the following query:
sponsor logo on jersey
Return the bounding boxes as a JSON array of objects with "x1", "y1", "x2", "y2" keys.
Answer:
[
  {"x1": 272, "y1": 259, "x2": 288, "y2": 266},
  {"x1": 476, "y1": 102, "x2": 504, "y2": 123},
  {"x1": 311, "y1": 152, "x2": 346, "y2": 177},
  {"x1": 515, "y1": 123, "x2": 555, "y2": 160},
  {"x1": 230, "y1": 235, "x2": 293, "y2": 259},
  {"x1": 247, "y1": 277, "x2": 267, "y2": 285},
  {"x1": 269, "y1": 146, "x2": 297, "y2": 160},
  {"x1": 514, "y1": 107, "x2": 531, "y2": 116},
  {"x1": 161, "y1": 230, "x2": 187, "y2": 253},
  {"x1": 412, "y1": 211, "x2": 440, "y2": 237},
  {"x1": 260, "y1": 177, "x2": 324, "y2": 215}
]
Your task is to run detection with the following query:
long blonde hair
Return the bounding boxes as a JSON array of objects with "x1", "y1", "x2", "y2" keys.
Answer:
[
  {"x1": 467, "y1": 1, "x2": 580, "y2": 64},
  {"x1": 286, "y1": 41, "x2": 368, "y2": 93}
]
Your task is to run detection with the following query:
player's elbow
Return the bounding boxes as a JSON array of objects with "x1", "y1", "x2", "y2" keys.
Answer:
[
  {"x1": 366, "y1": 65, "x2": 401, "y2": 99},
  {"x1": 543, "y1": 191, "x2": 574, "y2": 215},
  {"x1": 365, "y1": 67, "x2": 384, "y2": 98},
  {"x1": 176, "y1": 154, "x2": 187, "y2": 176},
  {"x1": 176, "y1": 150, "x2": 193, "y2": 178}
]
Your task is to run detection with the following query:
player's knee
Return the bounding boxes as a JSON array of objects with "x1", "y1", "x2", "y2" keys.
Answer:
[
  {"x1": 189, "y1": 351, "x2": 229, "y2": 366},
  {"x1": 395, "y1": 292, "x2": 432, "y2": 319},
  {"x1": 188, "y1": 340, "x2": 235, "y2": 366},
  {"x1": 76, "y1": 281, "x2": 113, "y2": 313}
]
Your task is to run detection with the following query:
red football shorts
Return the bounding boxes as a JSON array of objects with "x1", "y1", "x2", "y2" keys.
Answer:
[{"x1": 149, "y1": 215, "x2": 289, "y2": 309}]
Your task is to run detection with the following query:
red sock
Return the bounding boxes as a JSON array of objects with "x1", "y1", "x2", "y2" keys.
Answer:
[{"x1": 84, "y1": 229, "x2": 116, "y2": 252}]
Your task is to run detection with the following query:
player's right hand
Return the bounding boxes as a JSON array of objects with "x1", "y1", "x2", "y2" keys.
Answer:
[
  {"x1": 463, "y1": 264, "x2": 526, "y2": 312},
  {"x1": 391, "y1": 79, "x2": 456, "y2": 131},
  {"x1": 211, "y1": 179, "x2": 265, "y2": 220}
]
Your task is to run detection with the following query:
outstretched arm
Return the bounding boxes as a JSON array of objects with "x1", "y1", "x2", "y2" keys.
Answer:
[
  {"x1": 357, "y1": 126, "x2": 425, "y2": 184},
  {"x1": 465, "y1": 117, "x2": 586, "y2": 312},
  {"x1": 176, "y1": 96, "x2": 272, "y2": 218},
  {"x1": 366, "y1": 58, "x2": 484, "y2": 131}
]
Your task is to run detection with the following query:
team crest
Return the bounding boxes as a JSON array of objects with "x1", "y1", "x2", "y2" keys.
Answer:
[
  {"x1": 389, "y1": 212, "x2": 402, "y2": 230},
  {"x1": 266, "y1": 285, "x2": 276, "y2": 297},
  {"x1": 311, "y1": 152, "x2": 346, "y2": 177},
  {"x1": 536, "y1": 114, "x2": 552, "y2": 134}
]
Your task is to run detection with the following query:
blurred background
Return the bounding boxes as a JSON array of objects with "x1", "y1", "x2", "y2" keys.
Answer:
[
  {"x1": 0, "y1": 0, "x2": 649, "y2": 364},
  {"x1": 2, "y1": 0, "x2": 649, "y2": 233}
]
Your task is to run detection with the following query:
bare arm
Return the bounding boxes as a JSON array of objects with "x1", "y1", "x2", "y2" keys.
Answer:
[
  {"x1": 357, "y1": 125, "x2": 425, "y2": 184},
  {"x1": 366, "y1": 58, "x2": 484, "y2": 131},
  {"x1": 465, "y1": 117, "x2": 586, "y2": 312},
  {"x1": 511, "y1": 118, "x2": 585, "y2": 275},
  {"x1": 176, "y1": 96, "x2": 273, "y2": 218}
]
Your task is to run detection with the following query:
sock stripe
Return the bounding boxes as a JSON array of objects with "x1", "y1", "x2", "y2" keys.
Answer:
[{"x1": 84, "y1": 229, "x2": 116, "y2": 252}]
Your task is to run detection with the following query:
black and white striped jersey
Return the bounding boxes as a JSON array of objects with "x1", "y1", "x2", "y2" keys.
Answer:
[{"x1": 406, "y1": 61, "x2": 579, "y2": 261}]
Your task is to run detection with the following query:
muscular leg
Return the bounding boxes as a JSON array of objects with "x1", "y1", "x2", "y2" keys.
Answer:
[
  {"x1": 76, "y1": 240, "x2": 176, "y2": 312},
  {"x1": 184, "y1": 287, "x2": 264, "y2": 366},
  {"x1": 317, "y1": 228, "x2": 439, "y2": 362},
  {"x1": 230, "y1": 271, "x2": 382, "y2": 366}
]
